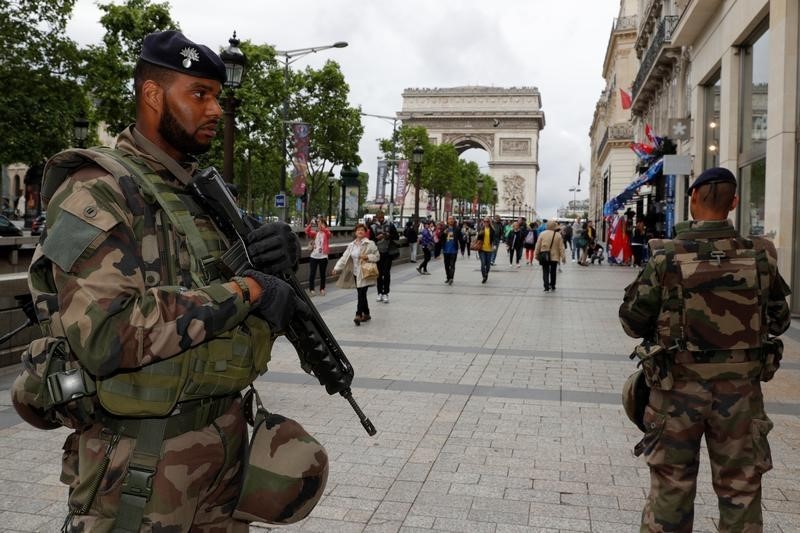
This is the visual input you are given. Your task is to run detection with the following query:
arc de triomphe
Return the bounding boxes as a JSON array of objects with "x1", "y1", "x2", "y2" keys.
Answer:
[{"x1": 397, "y1": 86, "x2": 545, "y2": 218}]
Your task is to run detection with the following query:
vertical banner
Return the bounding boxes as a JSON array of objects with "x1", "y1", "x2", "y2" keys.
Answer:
[
  {"x1": 443, "y1": 193, "x2": 452, "y2": 215},
  {"x1": 665, "y1": 174, "x2": 676, "y2": 238},
  {"x1": 375, "y1": 160, "x2": 387, "y2": 204},
  {"x1": 290, "y1": 122, "x2": 311, "y2": 196},
  {"x1": 472, "y1": 195, "x2": 479, "y2": 216},
  {"x1": 395, "y1": 160, "x2": 409, "y2": 204}
]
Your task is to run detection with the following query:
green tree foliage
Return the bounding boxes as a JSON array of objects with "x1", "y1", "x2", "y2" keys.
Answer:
[
  {"x1": 83, "y1": 0, "x2": 177, "y2": 135},
  {"x1": 0, "y1": 0, "x2": 85, "y2": 164},
  {"x1": 293, "y1": 60, "x2": 363, "y2": 219}
]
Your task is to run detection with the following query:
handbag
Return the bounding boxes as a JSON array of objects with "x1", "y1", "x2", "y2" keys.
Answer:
[
  {"x1": 470, "y1": 239, "x2": 482, "y2": 252},
  {"x1": 537, "y1": 232, "x2": 555, "y2": 265},
  {"x1": 361, "y1": 260, "x2": 379, "y2": 280}
]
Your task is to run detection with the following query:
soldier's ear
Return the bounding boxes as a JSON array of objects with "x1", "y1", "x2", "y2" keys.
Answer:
[
  {"x1": 730, "y1": 194, "x2": 740, "y2": 212},
  {"x1": 141, "y1": 80, "x2": 164, "y2": 115}
]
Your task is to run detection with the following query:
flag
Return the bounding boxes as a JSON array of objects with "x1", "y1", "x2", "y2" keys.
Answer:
[
  {"x1": 395, "y1": 160, "x2": 409, "y2": 204},
  {"x1": 620, "y1": 89, "x2": 632, "y2": 110},
  {"x1": 645, "y1": 123, "x2": 655, "y2": 144},
  {"x1": 375, "y1": 160, "x2": 387, "y2": 204},
  {"x1": 289, "y1": 122, "x2": 310, "y2": 196},
  {"x1": 578, "y1": 164, "x2": 585, "y2": 186}
]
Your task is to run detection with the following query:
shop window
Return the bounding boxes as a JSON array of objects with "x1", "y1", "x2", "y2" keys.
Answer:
[
  {"x1": 703, "y1": 73, "x2": 721, "y2": 169},
  {"x1": 738, "y1": 22, "x2": 769, "y2": 236}
]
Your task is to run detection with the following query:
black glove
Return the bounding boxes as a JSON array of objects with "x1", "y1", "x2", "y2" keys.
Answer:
[
  {"x1": 245, "y1": 222, "x2": 300, "y2": 274},
  {"x1": 243, "y1": 269, "x2": 308, "y2": 333}
]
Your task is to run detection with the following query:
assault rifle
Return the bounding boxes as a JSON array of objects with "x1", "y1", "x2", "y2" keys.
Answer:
[{"x1": 189, "y1": 167, "x2": 376, "y2": 436}]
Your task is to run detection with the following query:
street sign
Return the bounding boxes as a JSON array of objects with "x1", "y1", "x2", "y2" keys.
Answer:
[
  {"x1": 274, "y1": 193, "x2": 286, "y2": 208},
  {"x1": 663, "y1": 155, "x2": 692, "y2": 176},
  {"x1": 668, "y1": 118, "x2": 690, "y2": 141}
]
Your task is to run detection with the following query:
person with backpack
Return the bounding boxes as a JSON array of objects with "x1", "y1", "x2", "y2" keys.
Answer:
[
  {"x1": 404, "y1": 219, "x2": 419, "y2": 263},
  {"x1": 17, "y1": 31, "x2": 314, "y2": 531},
  {"x1": 619, "y1": 167, "x2": 791, "y2": 532},
  {"x1": 523, "y1": 221, "x2": 538, "y2": 264},
  {"x1": 506, "y1": 221, "x2": 524, "y2": 268},
  {"x1": 416, "y1": 221, "x2": 434, "y2": 275}
]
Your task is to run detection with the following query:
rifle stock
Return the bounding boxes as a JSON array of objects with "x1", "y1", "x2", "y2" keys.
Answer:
[{"x1": 190, "y1": 167, "x2": 376, "y2": 436}]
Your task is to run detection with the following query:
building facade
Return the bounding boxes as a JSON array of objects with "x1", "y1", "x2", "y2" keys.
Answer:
[
  {"x1": 589, "y1": 0, "x2": 640, "y2": 236},
  {"x1": 594, "y1": 0, "x2": 798, "y2": 310}
]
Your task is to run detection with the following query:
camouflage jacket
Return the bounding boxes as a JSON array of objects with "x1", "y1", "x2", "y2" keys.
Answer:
[
  {"x1": 619, "y1": 220, "x2": 791, "y2": 362},
  {"x1": 29, "y1": 126, "x2": 252, "y2": 379}
]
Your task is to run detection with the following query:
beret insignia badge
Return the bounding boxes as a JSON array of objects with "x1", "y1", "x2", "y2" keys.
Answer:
[{"x1": 180, "y1": 47, "x2": 200, "y2": 68}]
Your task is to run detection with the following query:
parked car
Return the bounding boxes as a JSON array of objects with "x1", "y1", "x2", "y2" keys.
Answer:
[
  {"x1": 0, "y1": 215, "x2": 23, "y2": 237},
  {"x1": 31, "y1": 212, "x2": 46, "y2": 236}
]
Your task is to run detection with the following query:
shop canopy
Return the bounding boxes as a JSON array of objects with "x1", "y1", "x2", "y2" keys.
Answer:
[{"x1": 602, "y1": 158, "x2": 663, "y2": 217}]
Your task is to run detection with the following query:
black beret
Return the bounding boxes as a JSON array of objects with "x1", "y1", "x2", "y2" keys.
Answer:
[
  {"x1": 140, "y1": 30, "x2": 226, "y2": 84},
  {"x1": 687, "y1": 167, "x2": 737, "y2": 194}
]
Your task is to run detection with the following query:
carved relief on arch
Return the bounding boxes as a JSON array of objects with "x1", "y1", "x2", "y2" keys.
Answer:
[
  {"x1": 441, "y1": 133, "x2": 495, "y2": 152},
  {"x1": 502, "y1": 174, "x2": 525, "y2": 204}
]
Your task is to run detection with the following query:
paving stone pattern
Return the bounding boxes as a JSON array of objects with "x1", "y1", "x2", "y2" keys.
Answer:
[{"x1": 0, "y1": 257, "x2": 798, "y2": 532}]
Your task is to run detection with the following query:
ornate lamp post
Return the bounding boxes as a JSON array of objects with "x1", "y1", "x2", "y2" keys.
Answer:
[
  {"x1": 492, "y1": 186, "x2": 498, "y2": 216},
  {"x1": 220, "y1": 33, "x2": 246, "y2": 183},
  {"x1": 412, "y1": 144, "x2": 424, "y2": 224},
  {"x1": 327, "y1": 170, "x2": 337, "y2": 226},
  {"x1": 277, "y1": 41, "x2": 348, "y2": 221},
  {"x1": 511, "y1": 196, "x2": 517, "y2": 219},
  {"x1": 73, "y1": 117, "x2": 89, "y2": 148},
  {"x1": 476, "y1": 177, "x2": 484, "y2": 218}
]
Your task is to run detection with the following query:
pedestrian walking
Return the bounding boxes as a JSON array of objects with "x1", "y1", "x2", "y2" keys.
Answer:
[
  {"x1": 441, "y1": 215, "x2": 461, "y2": 285},
  {"x1": 333, "y1": 223, "x2": 380, "y2": 325},
  {"x1": 18, "y1": 30, "x2": 311, "y2": 531},
  {"x1": 459, "y1": 220, "x2": 472, "y2": 257},
  {"x1": 562, "y1": 222, "x2": 573, "y2": 255},
  {"x1": 490, "y1": 215, "x2": 503, "y2": 265},
  {"x1": 578, "y1": 220, "x2": 596, "y2": 266},
  {"x1": 523, "y1": 222, "x2": 538, "y2": 264},
  {"x1": 371, "y1": 210, "x2": 399, "y2": 303},
  {"x1": 404, "y1": 219, "x2": 418, "y2": 263},
  {"x1": 417, "y1": 221, "x2": 434, "y2": 275},
  {"x1": 305, "y1": 217, "x2": 331, "y2": 296},
  {"x1": 619, "y1": 167, "x2": 791, "y2": 532},
  {"x1": 534, "y1": 220, "x2": 566, "y2": 291},
  {"x1": 571, "y1": 218, "x2": 583, "y2": 262},
  {"x1": 630, "y1": 219, "x2": 647, "y2": 267},
  {"x1": 475, "y1": 217, "x2": 496, "y2": 283},
  {"x1": 433, "y1": 221, "x2": 444, "y2": 260},
  {"x1": 507, "y1": 221, "x2": 525, "y2": 267}
]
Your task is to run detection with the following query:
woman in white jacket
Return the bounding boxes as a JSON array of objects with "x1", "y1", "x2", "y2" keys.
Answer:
[{"x1": 332, "y1": 223, "x2": 380, "y2": 325}]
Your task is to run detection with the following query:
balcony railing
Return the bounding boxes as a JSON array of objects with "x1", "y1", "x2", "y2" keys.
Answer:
[
  {"x1": 631, "y1": 15, "x2": 679, "y2": 100},
  {"x1": 614, "y1": 15, "x2": 638, "y2": 32},
  {"x1": 597, "y1": 123, "x2": 634, "y2": 157}
]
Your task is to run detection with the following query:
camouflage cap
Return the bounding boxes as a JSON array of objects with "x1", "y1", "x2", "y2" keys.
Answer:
[
  {"x1": 622, "y1": 369, "x2": 650, "y2": 432},
  {"x1": 234, "y1": 411, "x2": 328, "y2": 524},
  {"x1": 11, "y1": 369, "x2": 60, "y2": 430}
]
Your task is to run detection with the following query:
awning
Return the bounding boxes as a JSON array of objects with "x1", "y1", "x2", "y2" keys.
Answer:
[{"x1": 603, "y1": 158, "x2": 663, "y2": 217}]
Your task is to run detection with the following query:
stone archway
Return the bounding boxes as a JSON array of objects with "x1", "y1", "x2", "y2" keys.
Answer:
[{"x1": 397, "y1": 86, "x2": 545, "y2": 218}]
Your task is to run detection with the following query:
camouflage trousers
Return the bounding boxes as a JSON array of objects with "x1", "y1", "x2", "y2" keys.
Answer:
[
  {"x1": 63, "y1": 399, "x2": 250, "y2": 532},
  {"x1": 637, "y1": 378, "x2": 773, "y2": 533}
]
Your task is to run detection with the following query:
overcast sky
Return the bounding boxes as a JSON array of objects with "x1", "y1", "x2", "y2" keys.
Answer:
[{"x1": 67, "y1": 0, "x2": 622, "y2": 218}]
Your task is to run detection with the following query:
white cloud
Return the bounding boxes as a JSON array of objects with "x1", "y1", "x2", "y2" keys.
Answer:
[{"x1": 67, "y1": 0, "x2": 620, "y2": 218}]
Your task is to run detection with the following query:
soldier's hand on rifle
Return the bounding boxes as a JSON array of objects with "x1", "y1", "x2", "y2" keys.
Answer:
[
  {"x1": 245, "y1": 222, "x2": 300, "y2": 274},
  {"x1": 243, "y1": 269, "x2": 309, "y2": 333}
]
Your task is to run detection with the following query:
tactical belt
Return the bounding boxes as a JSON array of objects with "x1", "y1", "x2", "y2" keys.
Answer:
[
  {"x1": 671, "y1": 361, "x2": 762, "y2": 381},
  {"x1": 100, "y1": 394, "x2": 237, "y2": 533}
]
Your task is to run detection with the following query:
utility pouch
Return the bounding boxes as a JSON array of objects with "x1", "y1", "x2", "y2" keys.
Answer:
[
  {"x1": 760, "y1": 337, "x2": 783, "y2": 382},
  {"x1": 631, "y1": 341, "x2": 674, "y2": 391}
]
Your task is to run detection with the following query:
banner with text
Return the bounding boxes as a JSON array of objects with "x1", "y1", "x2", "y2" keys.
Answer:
[
  {"x1": 395, "y1": 160, "x2": 409, "y2": 204},
  {"x1": 375, "y1": 160, "x2": 388, "y2": 204},
  {"x1": 290, "y1": 122, "x2": 311, "y2": 196}
]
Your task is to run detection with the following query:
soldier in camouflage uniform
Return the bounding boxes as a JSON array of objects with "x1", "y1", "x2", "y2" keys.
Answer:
[
  {"x1": 619, "y1": 167, "x2": 791, "y2": 533},
  {"x1": 27, "y1": 31, "x2": 308, "y2": 531}
]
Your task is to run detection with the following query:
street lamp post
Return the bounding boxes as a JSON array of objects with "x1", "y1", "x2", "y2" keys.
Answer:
[
  {"x1": 476, "y1": 177, "x2": 484, "y2": 219},
  {"x1": 492, "y1": 186, "x2": 498, "y2": 216},
  {"x1": 327, "y1": 170, "x2": 337, "y2": 226},
  {"x1": 73, "y1": 117, "x2": 89, "y2": 148},
  {"x1": 511, "y1": 197, "x2": 517, "y2": 219},
  {"x1": 220, "y1": 33, "x2": 246, "y2": 184},
  {"x1": 277, "y1": 41, "x2": 348, "y2": 222},
  {"x1": 569, "y1": 186, "x2": 581, "y2": 216},
  {"x1": 412, "y1": 144, "x2": 424, "y2": 224}
]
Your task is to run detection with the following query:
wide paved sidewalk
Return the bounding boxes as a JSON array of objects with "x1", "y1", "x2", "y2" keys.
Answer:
[{"x1": 0, "y1": 254, "x2": 798, "y2": 532}]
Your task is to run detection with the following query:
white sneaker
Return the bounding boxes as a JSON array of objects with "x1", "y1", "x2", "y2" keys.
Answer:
[
  {"x1": 383, "y1": 294, "x2": 389, "y2": 303},
  {"x1": 376, "y1": 293, "x2": 384, "y2": 302},
  {"x1": 572, "y1": 259, "x2": 576, "y2": 263}
]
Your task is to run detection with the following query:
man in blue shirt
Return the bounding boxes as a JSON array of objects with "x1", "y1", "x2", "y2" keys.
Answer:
[{"x1": 441, "y1": 215, "x2": 462, "y2": 285}]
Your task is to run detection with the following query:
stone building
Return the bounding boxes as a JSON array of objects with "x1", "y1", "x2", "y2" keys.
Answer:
[
  {"x1": 599, "y1": 0, "x2": 798, "y2": 310},
  {"x1": 589, "y1": 0, "x2": 640, "y2": 236}
]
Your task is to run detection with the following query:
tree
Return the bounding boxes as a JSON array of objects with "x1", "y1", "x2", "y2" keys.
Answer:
[
  {"x1": 82, "y1": 0, "x2": 177, "y2": 136},
  {"x1": 293, "y1": 60, "x2": 363, "y2": 220},
  {"x1": 0, "y1": 0, "x2": 85, "y2": 164}
]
